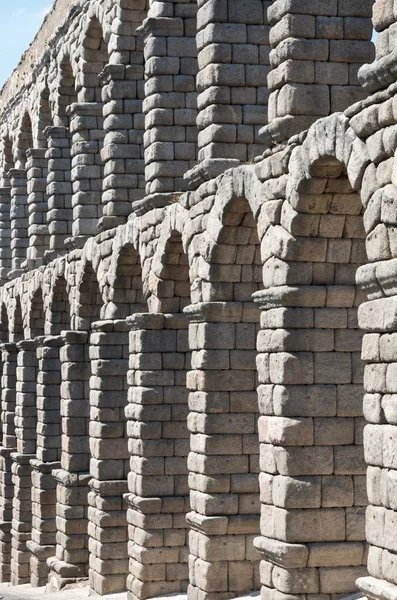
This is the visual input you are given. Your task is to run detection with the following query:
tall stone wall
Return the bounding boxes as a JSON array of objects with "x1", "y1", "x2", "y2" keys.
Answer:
[{"x1": 0, "y1": 1, "x2": 396, "y2": 600}]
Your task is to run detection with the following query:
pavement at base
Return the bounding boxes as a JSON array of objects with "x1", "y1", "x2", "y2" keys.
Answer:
[{"x1": 0, "y1": 583, "x2": 127, "y2": 600}]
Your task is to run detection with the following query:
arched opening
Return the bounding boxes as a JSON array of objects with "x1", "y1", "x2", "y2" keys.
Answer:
[
  {"x1": 46, "y1": 57, "x2": 76, "y2": 255},
  {"x1": 49, "y1": 263, "x2": 102, "y2": 586},
  {"x1": 87, "y1": 246, "x2": 147, "y2": 595},
  {"x1": 29, "y1": 289, "x2": 45, "y2": 339},
  {"x1": 127, "y1": 225, "x2": 192, "y2": 598},
  {"x1": 49, "y1": 276, "x2": 70, "y2": 335},
  {"x1": 12, "y1": 297, "x2": 24, "y2": 343},
  {"x1": 78, "y1": 262, "x2": 103, "y2": 331},
  {"x1": 30, "y1": 277, "x2": 67, "y2": 586},
  {"x1": 13, "y1": 288, "x2": 41, "y2": 583},
  {"x1": 150, "y1": 231, "x2": 191, "y2": 314},
  {"x1": 257, "y1": 155, "x2": 368, "y2": 599},
  {"x1": 27, "y1": 97, "x2": 50, "y2": 263},
  {"x1": 2, "y1": 136, "x2": 14, "y2": 183},
  {"x1": 0, "y1": 305, "x2": 8, "y2": 407},
  {"x1": 0, "y1": 295, "x2": 17, "y2": 582},
  {"x1": 111, "y1": 244, "x2": 146, "y2": 318},
  {"x1": 0, "y1": 138, "x2": 14, "y2": 279},
  {"x1": 38, "y1": 89, "x2": 52, "y2": 149},
  {"x1": 17, "y1": 113, "x2": 34, "y2": 169},
  {"x1": 57, "y1": 56, "x2": 77, "y2": 126},
  {"x1": 187, "y1": 197, "x2": 262, "y2": 599},
  {"x1": 209, "y1": 197, "x2": 262, "y2": 301},
  {"x1": 80, "y1": 17, "x2": 109, "y2": 103},
  {"x1": 70, "y1": 18, "x2": 109, "y2": 240},
  {"x1": 11, "y1": 116, "x2": 32, "y2": 271}
]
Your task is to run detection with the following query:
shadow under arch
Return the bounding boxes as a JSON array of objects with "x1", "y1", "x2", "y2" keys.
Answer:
[
  {"x1": 49, "y1": 275, "x2": 71, "y2": 335},
  {"x1": 76, "y1": 260, "x2": 104, "y2": 331},
  {"x1": 56, "y1": 55, "x2": 78, "y2": 127},
  {"x1": 17, "y1": 112, "x2": 34, "y2": 169},
  {"x1": 79, "y1": 16, "x2": 110, "y2": 103},
  {"x1": 0, "y1": 303, "x2": 9, "y2": 343},
  {"x1": 149, "y1": 229, "x2": 191, "y2": 313},
  {"x1": 109, "y1": 242, "x2": 146, "y2": 319},
  {"x1": 29, "y1": 288, "x2": 45, "y2": 339}
]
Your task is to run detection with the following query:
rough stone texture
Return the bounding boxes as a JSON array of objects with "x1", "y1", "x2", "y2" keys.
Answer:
[{"x1": 0, "y1": 1, "x2": 394, "y2": 600}]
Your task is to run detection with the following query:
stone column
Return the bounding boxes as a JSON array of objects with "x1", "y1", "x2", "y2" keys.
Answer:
[
  {"x1": 358, "y1": 0, "x2": 397, "y2": 92},
  {"x1": 25, "y1": 149, "x2": 49, "y2": 269},
  {"x1": 10, "y1": 340, "x2": 38, "y2": 585},
  {"x1": 195, "y1": 0, "x2": 270, "y2": 169},
  {"x1": 88, "y1": 320, "x2": 130, "y2": 596},
  {"x1": 28, "y1": 335, "x2": 63, "y2": 587},
  {"x1": 126, "y1": 313, "x2": 192, "y2": 600},
  {"x1": 0, "y1": 187, "x2": 12, "y2": 283},
  {"x1": 0, "y1": 343, "x2": 18, "y2": 582},
  {"x1": 68, "y1": 103, "x2": 104, "y2": 248},
  {"x1": 9, "y1": 169, "x2": 28, "y2": 278},
  {"x1": 44, "y1": 126, "x2": 72, "y2": 261},
  {"x1": 356, "y1": 294, "x2": 397, "y2": 600},
  {"x1": 186, "y1": 302, "x2": 261, "y2": 599},
  {"x1": 47, "y1": 331, "x2": 90, "y2": 589},
  {"x1": 140, "y1": 1, "x2": 198, "y2": 195},
  {"x1": 100, "y1": 65, "x2": 145, "y2": 230},
  {"x1": 253, "y1": 291, "x2": 367, "y2": 599},
  {"x1": 263, "y1": 0, "x2": 374, "y2": 144}
]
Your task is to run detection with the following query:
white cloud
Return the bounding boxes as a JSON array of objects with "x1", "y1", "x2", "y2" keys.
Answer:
[{"x1": 33, "y1": 5, "x2": 52, "y2": 19}]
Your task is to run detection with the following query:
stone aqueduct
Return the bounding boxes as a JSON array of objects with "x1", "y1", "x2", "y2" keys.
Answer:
[{"x1": 0, "y1": 0, "x2": 395, "y2": 599}]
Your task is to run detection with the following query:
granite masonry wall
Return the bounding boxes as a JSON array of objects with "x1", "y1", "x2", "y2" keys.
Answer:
[{"x1": 0, "y1": 1, "x2": 394, "y2": 600}]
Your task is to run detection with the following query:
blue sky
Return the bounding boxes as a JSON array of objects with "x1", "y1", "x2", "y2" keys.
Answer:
[{"x1": 0, "y1": 1, "x2": 53, "y2": 89}]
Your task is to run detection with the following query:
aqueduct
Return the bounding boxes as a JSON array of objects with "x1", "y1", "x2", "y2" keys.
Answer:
[{"x1": 0, "y1": 1, "x2": 394, "y2": 599}]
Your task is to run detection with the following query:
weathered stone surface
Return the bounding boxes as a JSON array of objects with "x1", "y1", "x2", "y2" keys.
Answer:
[{"x1": 0, "y1": 2, "x2": 393, "y2": 600}]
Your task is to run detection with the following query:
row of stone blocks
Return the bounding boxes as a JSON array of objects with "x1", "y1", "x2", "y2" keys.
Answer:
[{"x1": 0, "y1": 297, "x2": 370, "y2": 599}]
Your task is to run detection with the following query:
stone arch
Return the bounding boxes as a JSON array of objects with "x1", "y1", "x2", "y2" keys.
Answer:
[
  {"x1": 16, "y1": 112, "x2": 34, "y2": 168},
  {"x1": 70, "y1": 13, "x2": 110, "y2": 238},
  {"x1": 108, "y1": 243, "x2": 146, "y2": 319},
  {"x1": 49, "y1": 275, "x2": 71, "y2": 335},
  {"x1": 29, "y1": 288, "x2": 45, "y2": 339},
  {"x1": 78, "y1": 15, "x2": 110, "y2": 103},
  {"x1": 254, "y1": 127, "x2": 369, "y2": 599},
  {"x1": 287, "y1": 113, "x2": 371, "y2": 201},
  {"x1": 186, "y1": 186, "x2": 263, "y2": 599},
  {"x1": 126, "y1": 206, "x2": 193, "y2": 597},
  {"x1": 149, "y1": 229, "x2": 190, "y2": 313},
  {"x1": 198, "y1": 193, "x2": 262, "y2": 304},
  {"x1": 45, "y1": 53, "x2": 76, "y2": 254},
  {"x1": 30, "y1": 272, "x2": 68, "y2": 584},
  {"x1": 56, "y1": 54, "x2": 78, "y2": 126},
  {"x1": 76, "y1": 260, "x2": 104, "y2": 331},
  {"x1": 27, "y1": 91, "x2": 51, "y2": 265},
  {"x1": 0, "y1": 136, "x2": 14, "y2": 278},
  {"x1": 146, "y1": 204, "x2": 192, "y2": 313}
]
